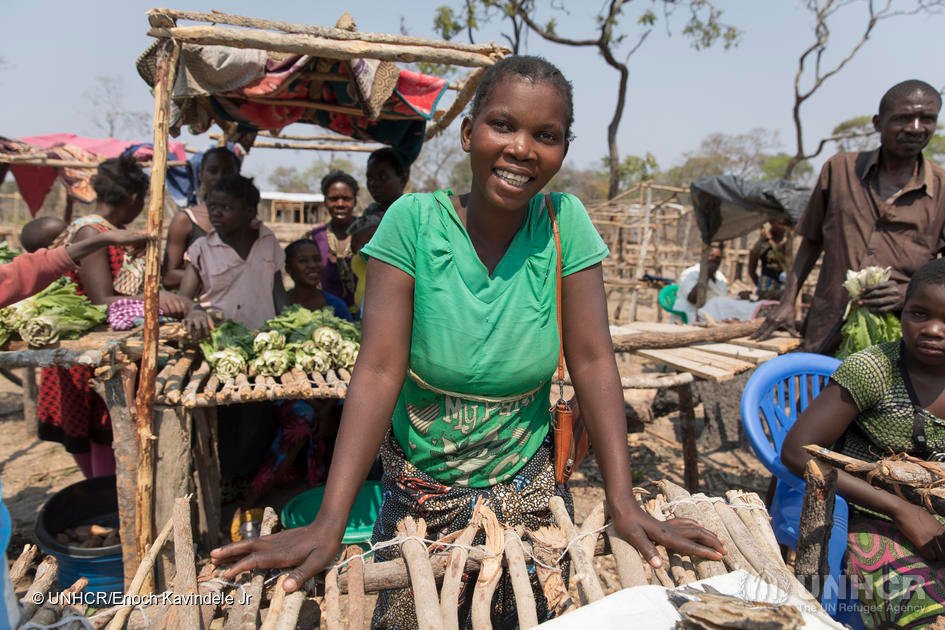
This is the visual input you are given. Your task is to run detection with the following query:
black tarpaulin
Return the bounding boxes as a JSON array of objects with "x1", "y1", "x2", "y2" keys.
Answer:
[{"x1": 690, "y1": 175, "x2": 812, "y2": 244}]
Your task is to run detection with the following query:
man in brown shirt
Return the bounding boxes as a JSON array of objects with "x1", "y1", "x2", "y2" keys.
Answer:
[{"x1": 754, "y1": 80, "x2": 944, "y2": 354}]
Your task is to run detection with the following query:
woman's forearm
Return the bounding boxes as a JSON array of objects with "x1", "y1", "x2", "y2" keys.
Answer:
[{"x1": 569, "y1": 354, "x2": 640, "y2": 518}]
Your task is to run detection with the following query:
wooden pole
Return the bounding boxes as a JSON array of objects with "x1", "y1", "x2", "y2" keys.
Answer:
[
  {"x1": 549, "y1": 496, "x2": 604, "y2": 604},
  {"x1": 396, "y1": 517, "x2": 442, "y2": 630},
  {"x1": 611, "y1": 318, "x2": 763, "y2": 352},
  {"x1": 795, "y1": 459, "x2": 837, "y2": 601},
  {"x1": 676, "y1": 382, "x2": 699, "y2": 492},
  {"x1": 134, "y1": 38, "x2": 180, "y2": 596},
  {"x1": 21, "y1": 367, "x2": 37, "y2": 437},
  {"x1": 503, "y1": 530, "x2": 538, "y2": 630},
  {"x1": 148, "y1": 25, "x2": 501, "y2": 67},
  {"x1": 425, "y1": 67, "x2": 485, "y2": 141},
  {"x1": 147, "y1": 8, "x2": 508, "y2": 55}
]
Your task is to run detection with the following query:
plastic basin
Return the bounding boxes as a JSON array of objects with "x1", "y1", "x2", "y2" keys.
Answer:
[
  {"x1": 281, "y1": 481, "x2": 383, "y2": 545},
  {"x1": 34, "y1": 475, "x2": 123, "y2": 602}
]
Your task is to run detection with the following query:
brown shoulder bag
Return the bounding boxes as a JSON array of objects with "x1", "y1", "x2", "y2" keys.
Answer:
[{"x1": 545, "y1": 194, "x2": 590, "y2": 487}]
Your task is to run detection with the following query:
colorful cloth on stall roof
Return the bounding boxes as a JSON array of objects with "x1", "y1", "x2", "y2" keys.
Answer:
[
  {"x1": 846, "y1": 514, "x2": 945, "y2": 628},
  {"x1": 361, "y1": 190, "x2": 609, "y2": 487},
  {"x1": 0, "y1": 134, "x2": 189, "y2": 214},
  {"x1": 371, "y1": 432, "x2": 571, "y2": 629}
]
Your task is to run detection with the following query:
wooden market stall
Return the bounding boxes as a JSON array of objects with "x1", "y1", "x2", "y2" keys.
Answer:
[{"x1": 119, "y1": 8, "x2": 509, "y2": 592}]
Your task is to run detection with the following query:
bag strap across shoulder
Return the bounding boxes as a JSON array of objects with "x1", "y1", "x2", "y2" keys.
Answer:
[{"x1": 544, "y1": 194, "x2": 566, "y2": 396}]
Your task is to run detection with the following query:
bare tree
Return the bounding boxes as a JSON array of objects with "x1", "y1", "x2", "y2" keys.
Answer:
[
  {"x1": 783, "y1": 0, "x2": 945, "y2": 178},
  {"x1": 84, "y1": 75, "x2": 151, "y2": 139},
  {"x1": 411, "y1": 133, "x2": 466, "y2": 191},
  {"x1": 506, "y1": 0, "x2": 739, "y2": 199}
]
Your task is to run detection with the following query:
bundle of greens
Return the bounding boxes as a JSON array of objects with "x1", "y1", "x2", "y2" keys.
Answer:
[
  {"x1": 0, "y1": 242, "x2": 21, "y2": 264},
  {"x1": 197, "y1": 306, "x2": 361, "y2": 378},
  {"x1": 0, "y1": 278, "x2": 106, "y2": 347},
  {"x1": 266, "y1": 305, "x2": 360, "y2": 344},
  {"x1": 836, "y1": 266, "x2": 902, "y2": 359},
  {"x1": 199, "y1": 320, "x2": 254, "y2": 378}
]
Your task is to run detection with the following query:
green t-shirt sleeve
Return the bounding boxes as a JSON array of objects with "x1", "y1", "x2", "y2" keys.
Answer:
[
  {"x1": 360, "y1": 193, "x2": 422, "y2": 278},
  {"x1": 552, "y1": 192, "x2": 610, "y2": 276},
  {"x1": 831, "y1": 346, "x2": 889, "y2": 412}
]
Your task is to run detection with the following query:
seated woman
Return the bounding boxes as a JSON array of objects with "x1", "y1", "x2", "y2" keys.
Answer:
[
  {"x1": 162, "y1": 146, "x2": 240, "y2": 289},
  {"x1": 782, "y1": 258, "x2": 945, "y2": 628}
]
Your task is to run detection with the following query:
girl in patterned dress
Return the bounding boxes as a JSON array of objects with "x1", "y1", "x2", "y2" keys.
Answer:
[
  {"x1": 783, "y1": 258, "x2": 945, "y2": 628},
  {"x1": 212, "y1": 56, "x2": 725, "y2": 628},
  {"x1": 37, "y1": 155, "x2": 188, "y2": 478}
]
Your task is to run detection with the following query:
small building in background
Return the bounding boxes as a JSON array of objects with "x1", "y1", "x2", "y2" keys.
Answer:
[{"x1": 260, "y1": 191, "x2": 325, "y2": 225}]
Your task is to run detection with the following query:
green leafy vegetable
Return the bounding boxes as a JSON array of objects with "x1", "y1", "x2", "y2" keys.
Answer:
[
  {"x1": 836, "y1": 266, "x2": 903, "y2": 359},
  {"x1": 0, "y1": 242, "x2": 21, "y2": 264},
  {"x1": 5, "y1": 278, "x2": 106, "y2": 346}
]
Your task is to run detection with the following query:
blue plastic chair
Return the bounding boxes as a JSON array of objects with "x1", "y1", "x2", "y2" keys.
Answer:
[{"x1": 741, "y1": 353, "x2": 856, "y2": 623}]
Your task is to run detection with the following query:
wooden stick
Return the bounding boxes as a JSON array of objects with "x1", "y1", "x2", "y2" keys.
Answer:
[
  {"x1": 578, "y1": 502, "x2": 606, "y2": 562},
  {"x1": 726, "y1": 490, "x2": 782, "y2": 564},
  {"x1": 134, "y1": 40, "x2": 180, "y2": 596},
  {"x1": 279, "y1": 372, "x2": 299, "y2": 397},
  {"x1": 676, "y1": 382, "x2": 700, "y2": 492},
  {"x1": 273, "y1": 591, "x2": 305, "y2": 630},
  {"x1": 181, "y1": 361, "x2": 211, "y2": 408},
  {"x1": 161, "y1": 351, "x2": 194, "y2": 400},
  {"x1": 564, "y1": 372, "x2": 694, "y2": 390},
  {"x1": 19, "y1": 556, "x2": 58, "y2": 621},
  {"x1": 337, "y1": 367, "x2": 352, "y2": 384},
  {"x1": 259, "y1": 575, "x2": 287, "y2": 630},
  {"x1": 0, "y1": 156, "x2": 187, "y2": 168},
  {"x1": 470, "y1": 505, "x2": 504, "y2": 630},
  {"x1": 397, "y1": 517, "x2": 443, "y2": 630},
  {"x1": 642, "y1": 499, "x2": 675, "y2": 587},
  {"x1": 225, "y1": 507, "x2": 280, "y2": 630},
  {"x1": 216, "y1": 377, "x2": 237, "y2": 404},
  {"x1": 804, "y1": 444, "x2": 945, "y2": 516},
  {"x1": 148, "y1": 25, "x2": 502, "y2": 68},
  {"x1": 646, "y1": 496, "x2": 696, "y2": 586},
  {"x1": 254, "y1": 130, "x2": 365, "y2": 141},
  {"x1": 656, "y1": 481, "x2": 727, "y2": 579},
  {"x1": 685, "y1": 494, "x2": 755, "y2": 576},
  {"x1": 612, "y1": 319, "x2": 764, "y2": 352},
  {"x1": 170, "y1": 497, "x2": 200, "y2": 629},
  {"x1": 425, "y1": 67, "x2": 484, "y2": 140},
  {"x1": 9, "y1": 543, "x2": 38, "y2": 586},
  {"x1": 503, "y1": 530, "x2": 538, "y2": 629},
  {"x1": 440, "y1": 503, "x2": 484, "y2": 630},
  {"x1": 106, "y1": 511, "x2": 176, "y2": 630},
  {"x1": 236, "y1": 373, "x2": 253, "y2": 401},
  {"x1": 529, "y1": 526, "x2": 574, "y2": 616},
  {"x1": 604, "y1": 527, "x2": 648, "y2": 588},
  {"x1": 154, "y1": 355, "x2": 179, "y2": 397},
  {"x1": 324, "y1": 562, "x2": 342, "y2": 630},
  {"x1": 147, "y1": 8, "x2": 508, "y2": 55},
  {"x1": 796, "y1": 458, "x2": 837, "y2": 601},
  {"x1": 549, "y1": 496, "x2": 604, "y2": 604},
  {"x1": 344, "y1": 546, "x2": 368, "y2": 630},
  {"x1": 253, "y1": 375, "x2": 268, "y2": 401}
]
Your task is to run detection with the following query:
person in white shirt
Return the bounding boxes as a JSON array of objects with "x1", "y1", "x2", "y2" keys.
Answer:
[{"x1": 673, "y1": 243, "x2": 728, "y2": 323}]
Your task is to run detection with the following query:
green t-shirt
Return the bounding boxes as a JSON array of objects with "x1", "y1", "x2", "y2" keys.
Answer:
[{"x1": 361, "y1": 190, "x2": 609, "y2": 487}]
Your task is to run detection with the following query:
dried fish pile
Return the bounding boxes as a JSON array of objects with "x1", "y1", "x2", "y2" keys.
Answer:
[
  {"x1": 804, "y1": 445, "x2": 945, "y2": 516},
  {"x1": 154, "y1": 351, "x2": 350, "y2": 407}
]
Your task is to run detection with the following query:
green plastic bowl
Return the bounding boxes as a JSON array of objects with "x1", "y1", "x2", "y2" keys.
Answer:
[{"x1": 281, "y1": 481, "x2": 383, "y2": 545}]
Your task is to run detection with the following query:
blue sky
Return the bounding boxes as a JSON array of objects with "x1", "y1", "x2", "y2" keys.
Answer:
[{"x1": 2, "y1": 1, "x2": 943, "y2": 183}]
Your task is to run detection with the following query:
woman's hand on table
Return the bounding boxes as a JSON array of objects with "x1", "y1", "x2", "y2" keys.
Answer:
[
  {"x1": 210, "y1": 518, "x2": 344, "y2": 593},
  {"x1": 893, "y1": 502, "x2": 945, "y2": 561},
  {"x1": 158, "y1": 291, "x2": 189, "y2": 318},
  {"x1": 613, "y1": 507, "x2": 725, "y2": 568},
  {"x1": 183, "y1": 307, "x2": 213, "y2": 339}
]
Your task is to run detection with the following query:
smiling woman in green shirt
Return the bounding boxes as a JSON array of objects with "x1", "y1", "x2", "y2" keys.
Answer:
[{"x1": 212, "y1": 55, "x2": 725, "y2": 627}]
